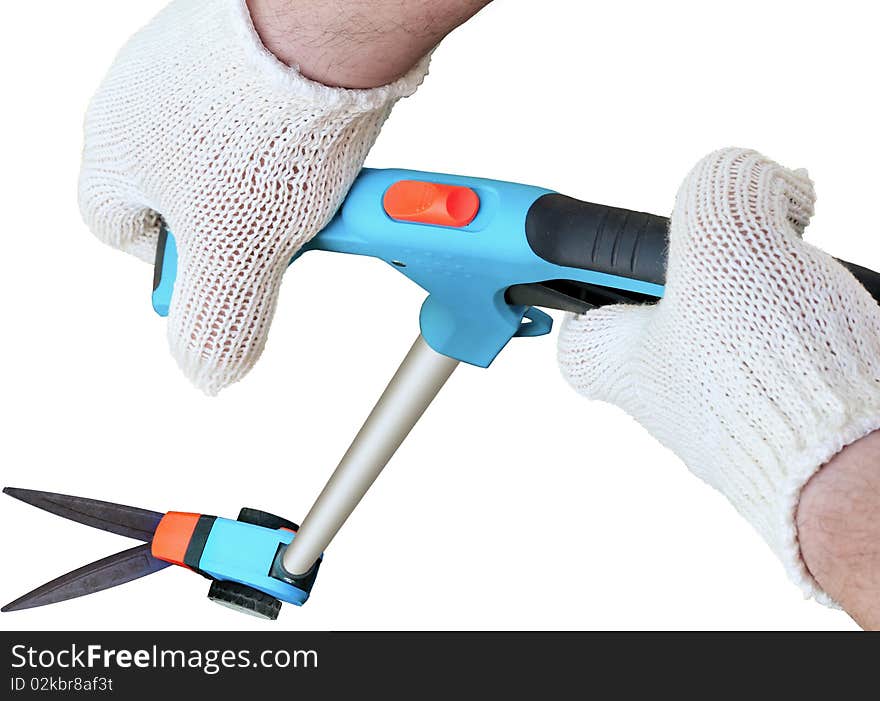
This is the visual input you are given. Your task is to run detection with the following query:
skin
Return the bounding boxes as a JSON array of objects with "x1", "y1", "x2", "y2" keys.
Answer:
[
  {"x1": 246, "y1": 0, "x2": 880, "y2": 629},
  {"x1": 247, "y1": 0, "x2": 492, "y2": 88},
  {"x1": 798, "y1": 431, "x2": 880, "y2": 629}
]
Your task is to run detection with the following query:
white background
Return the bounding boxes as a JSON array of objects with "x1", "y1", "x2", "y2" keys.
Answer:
[{"x1": 1, "y1": 1, "x2": 877, "y2": 631}]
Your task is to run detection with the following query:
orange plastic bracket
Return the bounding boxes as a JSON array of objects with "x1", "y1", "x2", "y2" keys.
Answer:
[{"x1": 151, "y1": 512, "x2": 201, "y2": 568}]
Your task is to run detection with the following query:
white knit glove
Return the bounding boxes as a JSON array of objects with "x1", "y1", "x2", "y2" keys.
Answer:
[
  {"x1": 558, "y1": 148, "x2": 880, "y2": 601},
  {"x1": 79, "y1": 0, "x2": 428, "y2": 394}
]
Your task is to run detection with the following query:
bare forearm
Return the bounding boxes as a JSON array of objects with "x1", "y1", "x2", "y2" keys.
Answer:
[
  {"x1": 247, "y1": 0, "x2": 491, "y2": 88},
  {"x1": 798, "y1": 430, "x2": 880, "y2": 629}
]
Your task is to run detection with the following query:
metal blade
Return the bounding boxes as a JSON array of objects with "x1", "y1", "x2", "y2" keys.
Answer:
[
  {"x1": 3, "y1": 488, "x2": 163, "y2": 542},
  {"x1": 1, "y1": 543, "x2": 170, "y2": 612}
]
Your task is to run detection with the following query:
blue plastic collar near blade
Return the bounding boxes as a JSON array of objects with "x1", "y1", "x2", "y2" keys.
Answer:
[{"x1": 198, "y1": 518, "x2": 310, "y2": 605}]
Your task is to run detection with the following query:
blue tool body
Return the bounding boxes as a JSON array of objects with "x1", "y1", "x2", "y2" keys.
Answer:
[
  {"x1": 153, "y1": 168, "x2": 666, "y2": 367},
  {"x1": 196, "y1": 518, "x2": 308, "y2": 606}
]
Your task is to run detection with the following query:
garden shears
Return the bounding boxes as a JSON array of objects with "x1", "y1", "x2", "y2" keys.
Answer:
[{"x1": 7, "y1": 168, "x2": 880, "y2": 618}]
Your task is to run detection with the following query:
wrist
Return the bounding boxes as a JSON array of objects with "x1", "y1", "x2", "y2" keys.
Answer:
[
  {"x1": 246, "y1": 0, "x2": 489, "y2": 88},
  {"x1": 797, "y1": 430, "x2": 880, "y2": 629}
]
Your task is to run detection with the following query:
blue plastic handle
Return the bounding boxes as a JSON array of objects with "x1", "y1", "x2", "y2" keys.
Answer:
[{"x1": 153, "y1": 168, "x2": 665, "y2": 367}]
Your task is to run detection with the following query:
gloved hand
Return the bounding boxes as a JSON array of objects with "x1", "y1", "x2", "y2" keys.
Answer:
[
  {"x1": 79, "y1": 0, "x2": 428, "y2": 394},
  {"x1": 558, "y1": 148, "x2": 880, "y2": 602}
]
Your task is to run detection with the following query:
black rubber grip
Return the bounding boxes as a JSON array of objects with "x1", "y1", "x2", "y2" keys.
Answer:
[
  {"x1": 839, "y1": 260, "x2": 880, "y2": 305},
  {"x1": 526, "y1": 193, "x2": 668, "y2": 285},
  {"x1": 524, "y1": 193, "x2": 880, "y2": 307},
  {"x1": 152, "y1": 224, "x2": 168, "y2": 292}
]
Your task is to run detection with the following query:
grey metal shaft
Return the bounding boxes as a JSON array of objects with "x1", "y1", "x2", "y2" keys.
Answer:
[{"x1": 282, "y1": 335, "x2": 459, "y2": 575}]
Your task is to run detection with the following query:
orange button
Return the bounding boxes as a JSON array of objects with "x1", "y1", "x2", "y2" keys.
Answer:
[{"x1": 383, "y1": 180, "x2": 479, "y2": 228}]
